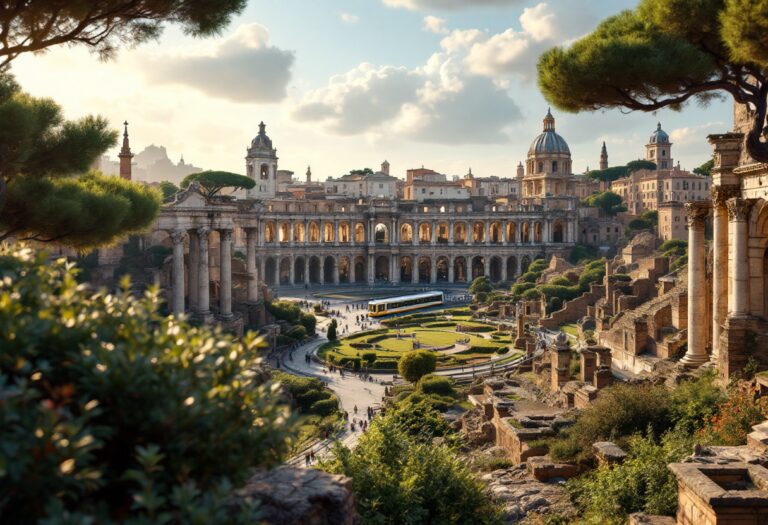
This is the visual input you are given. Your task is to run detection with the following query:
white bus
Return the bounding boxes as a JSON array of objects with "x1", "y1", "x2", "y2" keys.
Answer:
[{"x1": 368, "y1": 291, "x2": 444, "y2": 317}]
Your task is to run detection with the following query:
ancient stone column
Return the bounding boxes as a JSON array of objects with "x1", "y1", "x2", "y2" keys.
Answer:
[
  {"x1": 681, "y1": 202, "x2": 710, "y2": 367},
  {"x1": 289, "y1": 255, "x2": 295, "y2": 285},
  {"x1": 449, "y1": 222, "x2": 454, "y2": 244},
  {"x1": 727, "y1": 197, "x2": 754, "y2": 317},
  {"x1": 219, "y1": 229, "x2": 233, "y2": 317},
  {"x1": 485, "y1": 221, "x2": 490, "y2": 245},
  {"x1": 412, "y1": 257, "x2": 419, "y2": 284},
  {"x1": 197, "y1": 227, "x2": 211, "y2": 317},
  {"x1": 334, "y1": 220, "x2": 339, "y2": 247},
  {"x1": 188, "y1": 229, "x2": 199, "y2": 311},
  {"x1": 711, "y1": 187, "x2": 736, "y2": 360},
  {"x1": 448, "y1": 257, "x2": 455, "y2": 283},
  {"x1": 245, "y1": 228, "x2": 259, "y2": 302},
  {"x1": 502, "y1": 258, "x2": 507, "y2": 282},
  {"x1": 304, "y1": 258, "x2": 310, "y2": 285},
  {"x1": 319, "y1": 258, "x2": 325, "y2": 285},
  {"x1": 431, "y1": 221, "x2": 436, "y2": 245},
  {"x1": 170, "y1": 229, "x2": 186, "y2": 315}
]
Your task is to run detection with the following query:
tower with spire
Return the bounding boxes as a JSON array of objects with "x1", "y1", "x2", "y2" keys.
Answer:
[
  {"x1": 306, "y1": 166, "x2": 312, "y2": 184},
  {"x1": 245, "y1": 121, "x2": 278, "y2": 199},
  {"x1": 599, "y1": 141, "x2": 608, "y2": 170},
  {"x1": 118, "y1": 121, "x2": 133, "y2": 181}
]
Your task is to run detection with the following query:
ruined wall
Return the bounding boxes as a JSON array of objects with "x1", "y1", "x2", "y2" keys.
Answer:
[{"x1": 539, "y1": 284, "x2": 605, "y2": 329}]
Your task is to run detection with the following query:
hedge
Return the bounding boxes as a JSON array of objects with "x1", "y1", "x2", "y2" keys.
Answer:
[
  {"x1": 521, "y1": 288, "x2": 542, "y2": 299},
  {"x1": 511, "y1": 282, "x2": 535, "y2": 295},
  {"x1": 496, "y1": 347, "x2": 510, "y2": 355},
  {"x1": 310, "y1": 397, "x2": 339, "y2": 416},
  {"x1": 339, "y1": 357, "x2": 362, "y2": 370},
  {"x1": 537, "y1": 284, "x2": 582, "y2": 302},
  {"x1": 372, "y1": 360, "x2": 398, "y2": 370},
  {"x1": 424, "y1": 321, "x2": 457, "y2": 328},
  {"x1": 466, "y1": 345, "x2": 503, "y2": 354},
  {"x1": 350, "y1": 342, "x2": 374, "y2": 349}
]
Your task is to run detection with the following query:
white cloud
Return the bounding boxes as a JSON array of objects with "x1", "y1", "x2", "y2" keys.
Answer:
[
  {"x1": 423, "y1": 15, "x2": 449, "y2": 34},
  {"x1": 670, "y1": 122, "x2": 725, "y2": 145},
  {"x1": 340, "y1": 13, "x2": 359, "y2": 24},
  {"x1": 145, "y1": 23, "x2": 294, "y2": 103},
  {"x1": 384, "y1": 0, "x2": 523, "y2": 10}
]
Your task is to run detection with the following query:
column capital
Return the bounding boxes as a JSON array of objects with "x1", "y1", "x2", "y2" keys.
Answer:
[
  {"x1": 196, "y1": 226, "x2": 211, "y2": 237},
  {"x1": 726, "y1": 197, "x2": 756, "y2": 222},
  {"x1": 711, "y1": 184, "x2": 740, "y2": 208},
  {"x1": 170, "y1": 229, "x2": 186, "y2": 244},
  {"x1": 219, "y1": 228, "x2": 233, "y2": 241},
  {"x1": 685, "y1": 201, "x2": 710, "y2": 228}
]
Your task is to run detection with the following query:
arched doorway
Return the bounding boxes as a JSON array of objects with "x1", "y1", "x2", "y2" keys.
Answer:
[
  {"x1": 553, "y1": 221, "x2": 565, "y2": 243},
  {"x1": 454, "y1": 222, "x2": 467, "y2": 244},
  {"x1": 324, "y1": 256, "x2": 335, "y2": 283},
  {"x1": 418, "y1": 222, "x2": 431, "y2": 244},
  {"x1": 400, "y1": 223, "x2": 413, "y2": 244},
  {"x1": 454, "y1": 257, "x2": 467, "y2": 282},
  {"x1": 506, "y1": 256, "x2": 517, "y2": 281},
  {"x1": 522, "y1": 223, "x2": 530, "y2": 243},
  {"x1": 375, "y1": 256, "x2": 390, "y2": 281},
  {"x1": 490, "y1": 256, "x2": 502, "y2": 282},
  {"x1": 436, "y1": 256, "x2": 449, "y2": 282},
  {"x1": 279, "y1": 257, "x2": 291, "y2": 285},
  {"x1": 265, "y1": 257, "x2": 277, "y2": 285},
  {"x1": 472, "y1": 256, "x2": 485, "y2": 280},
  {"x1": 400, "y1": 256, "x2": 413, "y2": 282},
  {"x1": 418, "y1": 256, "x2": 431, "y2": 283},
  {"x1": 354, "y1": 256, "x2": 366, "y2": 283},
  {"x1": 472, "y1": 222, "x2": 485, "y2": 244},
  {"x1": 534, "y1": 222, "x2": 543, "y2": 243},
  {"x1": 506, "y1": 222, "x2": 518, "y2": 244},
  {"x1": 294, "y1": 256, "x2": 306, "y2": 283},
  {"x1": 339, "y1": 256, "x2": 350, "y2": 283},
  {"x1": 375, "y1": 223, "x2": 388, "y2": 244},
  {"x1": 309, "y1": 256, "x2": 321, "y2": 284},
  {"x1": 521, "y1": 255, "x2": 531, "y2": 274}
]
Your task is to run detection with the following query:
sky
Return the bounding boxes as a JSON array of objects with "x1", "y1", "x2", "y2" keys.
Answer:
[{"x1": 10, "y1": 0, "x2": 732, "y2": 182}]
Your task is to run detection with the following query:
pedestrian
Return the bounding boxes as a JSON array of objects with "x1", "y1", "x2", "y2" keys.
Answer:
[{"x1": 305, "y1": 453, "x2": 310, "y2": 466}]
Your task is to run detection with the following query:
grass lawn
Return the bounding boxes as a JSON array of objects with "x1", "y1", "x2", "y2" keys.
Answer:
[
  {"x1": 292, "y1": 413, "x2": 342, "y2": 453},
  {"x1": 560, "y1": 323, "x2": 579, "y2": 339}
]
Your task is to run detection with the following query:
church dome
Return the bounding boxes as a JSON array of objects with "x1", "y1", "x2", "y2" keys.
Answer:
[
  {"x1": 649, "y1": 122, "x2": 670, "y2": 144},
  {"x1": 528, "y1": 109, "x2": 571, "y2": 156},
  {"x1": 249, "y1": 121, "x2": 274, "y2": 152}
]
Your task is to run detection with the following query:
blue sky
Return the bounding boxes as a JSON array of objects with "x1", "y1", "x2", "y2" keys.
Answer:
[{"x1": 11, "y1": 0, "x2": 732, "y2": 181}]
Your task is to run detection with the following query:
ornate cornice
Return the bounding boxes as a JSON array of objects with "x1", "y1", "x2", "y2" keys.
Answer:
[
  {"x1": 685, "y1": 201, "x2": 710, "y2": 227},
  {"x1": 726, "y1": 197, "x2": 756, "y2": 221},
  {"x1": 711, "y1": 185, "x2": 741, "y2": 208}
]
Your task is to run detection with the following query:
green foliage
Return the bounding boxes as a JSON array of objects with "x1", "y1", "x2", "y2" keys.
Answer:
[
  {"x1": 418, "y1": 375, "x2": 456, "y2": 397},
  {"x1": 361, "y1": 351, "x2": 377, "y2": 365},
  {"x1": 698, "y1": 381, "x2": 768, "y2": 445},
  {"x1": 529, "y1": 258, "x2": 549, "y2": 272},
  {"x1": 626, "y1": 159, "x2": 657, "y2": 172},
  {"x1": 398, "y1": 350, "x2": 437, "y2": 383},
  {"x1": 300, "y1": 312, "x2": 316, "y2": 335},
  {"x1": 349, "y1": 168, "x2": 374, "y2": 176},
  {"x1": 286, "y1": 325, "x2": 307, "y2": 340},
  {"x1": 521, "y1": 288, "x2": 542, "y2": 300},
  {"x1": 693, "y1": 159, "x2": 714, "y2": 176},
  {"x1": 388, "y1": 393, "x2": 454, "y2": 441},
  {"x1": 660, "y1": 239, "x2": 687, "y2": 252},
  {"x1": 669, "y1": 371, "x2": 726, "y2": 434},
  {"x1": 585, "y1": 160, "x2": 656, "y2": 183},
  {"x1": 582, "y1": 191, "x2": 627, "y2": 217},
  {"x1": 327, "y1": 319, "x2": 338, "y2": 341},
  {"x1": 0, "y1": 245, "x2": 294, "y2": 522},
  {"x1": 180, "y1": 170, "x2": 255, "y2": 199},
  {"x1": 469, "y1": 275, "x2": 493, "y2": 295},
  {"x1": 159, "y1": 180, "x2": 180, "y2": 199},
  {"x1": 0, "y1": 74, "x2": 161, "y2": 248},
  {"x1": 640, "y1": 210, "x2": 659, "y2": 225},
  {"x1": 568, "y1": 430, "x2": 695, "y2": 524},
  {"x1": 511, "y1": 281, "x2": 535, "y2": 296},
  {"x1": 578, "y1": 266, "x2": 605, "y2": 292},
  {"x1": 518, "y1": 271, "x2": 540, "y2": 283},
  {"x1": 311, "y1": 398, "x2": 340, "y2": 417},
  {"x1": 627, "y1": 217, "x2": 654, "y2": 232},
  {"x1": 568, "y1": 244, "x2": 599, "y2": 264},
  {"x1": 323, "y1": 407, "x2": 501, "y2": 525},
  {"x1": 538, "y1": 284, "x2": 582, "y2": 302}
]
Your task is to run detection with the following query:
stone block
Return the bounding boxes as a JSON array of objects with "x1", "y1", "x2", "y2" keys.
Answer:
[
  {"x1": 526, "y1": 456, "x2": 580, "y2": 482},
  {"x1": 628, "y1": 513, "x2": 676, "y2": 525},
  {"x1": 593, "y1": 441, "x2": 627, "y2": 466}
]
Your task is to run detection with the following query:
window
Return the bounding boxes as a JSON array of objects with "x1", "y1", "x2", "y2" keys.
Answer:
[
  {"x1": 661, "y1": 150, "x2": 666, "y2": 157},
  {"x1": 537, "y1": 161, "x2": 543, "y2": 173},
  {"x1": 260, "y1": 164, "x2": 269, "y2": 180},
  {"x1": 552, "y1": 161, "x2": 558, "y2": 172}
]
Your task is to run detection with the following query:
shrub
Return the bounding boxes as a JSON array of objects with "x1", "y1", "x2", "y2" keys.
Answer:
[
  {"x1": 361, "y1": 351, "x2": 377, "y2": 365},
  {"x1": 424, "y1": 321, "x2": 457, "y2": 328},
  {"x1": 511, "y1": 281, "x2": 535, "y2": 295},
  {"x1": 698, "y1": 381, "x2": 768, "y2": 445},
  {"x1": 518, "y1": 271, "x2": 540, "y2": 283},
  {"x1": 269, "y1": 300, "x2": 302, "y2": 323},
  {"x1": 469, "y1": 276, "x2": 493, "y2": 295},
  {"x1": 372, "y1": 360, "x2": 399, "y2": 370},
  {"x1": 350, "y1": 342, "x2": 374, "y2": 349},
  {"x1": 300, "y1": 312, "x2": 317, "y2": 335},
  {"x1": 569, "y1": 244, "x2": 599, "y2": 264},
  {"x1": 398, "y1": 350, "x2": 437, "y2": 383},
  {"x1": 549, "y1": 276, "x2": 572, "y2": 286},
  {"x1": 538, "y1": 284, "x2": 582, "y2": 302},
  {"x1": 496, "y1": 347, "x2": 510, "y2": 355},
  {"x1": 419, "y1": 375, "x2": 456, "y2": 397},
  {"x1": 0, "y1": 246, "x2": 293, "y2": 523},
  {"x1": 327, "y1": 319, "x2": 338, "y2": 341},
  {"x1": 659, "y1": 239, "x2": 687, "y2": 253},
  {"x1": 466, "y1": 345, "x2": 502, "y2": 354},
  {"x1": 287, "y1": 325, "x2": 307, "y2": 340},
  {"x1": 529, "y1": 258, "x2": 549, "y2": 272},
  {"x1": 339, "y1": 356, "x2": 361, "y2": 371},
  {"x1": 295, "y1": 389, "x2": 330, "y2": 410},
  {"x1": 310, "y1": 397, "x2": 339, "y2": 417},
  {"x1": 521, "y1": 288, "x2": 542, "y2": 300},
  {"x1": 578, "y1": 267, "x2": 605, "y2": 291}
]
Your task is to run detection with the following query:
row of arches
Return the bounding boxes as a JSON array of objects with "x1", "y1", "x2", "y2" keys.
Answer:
[
  {"x1": 262, "y1": 219, "x2": 568, "y2": 245},
  {"x1": 262, "y1": 254, "x2": 535, "y2": 286}
]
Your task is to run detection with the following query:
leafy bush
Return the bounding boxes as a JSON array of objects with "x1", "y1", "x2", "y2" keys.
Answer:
[
  {"x1": 419, "y1": 375, "x2": 456, "y2": 397},
  {"x1": 269, "y1": 300, "x2": 302, "y2": 323},
  {"x1": 310, "y1": 397, "x2": 339, "y2": 417},
  {"x1": 361, "y1": 351, "x2": 377, "y2": 365},
  {"x1": 339, "y1": 356, "x2": 361, "y2": 370},
  {"x1": 538, "y1": 284, "x2": 582, "y2": 302},
  {"x1": 549, "y1": 276, "x2": 572, "y2": 286},
  {"x1": 469, "y1": 276, "x2": 493, "y2": 295},
  {"x1": 466, "y1": 345, "x2": 503, "y2": 354},
  {"x1": 296, "y1": 389, "x2": 330, "y2": 409},
  {"x1": 0, "y1": 246, "x2": 293, "y2": 523},
  {"x1": 327, "y1": 319, "x2": 338, "y2": 341},
  {"x1": 511, "y1": 281, "x2": 535, "y2": 296},
  {"x1": 698, "y1": 381, "x2": 768, "y2": 445},
  {"x1": 659, "y1": 239, "x2": 687, "y2": 253},
  {"x1": 372, "y1": 360, "x2": 399, "y2": 370},
  {"x1": 521, "y1": 288, "x2": 542, "y2": 300},
  {"x1": 300, "y1": 312, "x2": 317, "y2": 335},
  {"x1": 286, "y1": 325, "x2": 308, "y2": 340},
  {"x1": 518, "y1": 271, "x2": 540, "y2": 283},
  {"x1": 530, "y1": 258, "x2": 549, "y2": 272},
  {"x1": 324, "y1": 405, "x2": 501, "y2": 525},
  {"x1": 496, "y1": 347, "x2": 510, "y2": 355},
  {"x1": 569, "y1": 244, "x2": 600, "y2": 264},
  {"x1": 398, "y1": 351, "x2": 437, "y2": 383}
]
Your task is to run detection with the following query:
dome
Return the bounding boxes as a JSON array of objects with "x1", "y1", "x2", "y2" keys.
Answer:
[
  {"x1": 649, "y1": 122, "x2": 670, "y2": 144},
  {"x1": 527, "y1": 108, "x2": 571, "y2": 156},
  {"x1": 249, "y1": 121, "x2": 274, "y2": 152}
]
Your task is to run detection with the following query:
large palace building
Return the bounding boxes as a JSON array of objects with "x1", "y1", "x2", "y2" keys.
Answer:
[{"x1": 153, "y1": 111, "x2": 583, "y2": 320}]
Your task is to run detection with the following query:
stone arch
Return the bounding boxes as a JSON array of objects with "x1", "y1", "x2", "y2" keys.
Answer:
[
  {"x1": 436, "y1": 222, "x2": 450, "y2": 244},
  {"x1": 418, "y1": 222, "x2": 432, "y2": 243},
  {"x1": 308, "y1": 221, "x2": 320, "y2": 243},
  {"x1": 279, "y1": 257, "x2": 291, "y2": 285},
  {"x1": 339, "y1": 256, "x2": 350, "y2": 283},
  {"x1": 400, "y1": 256, "x2": 413, "y2": 282},
  {"x1": 436, "y1": 256, "x2": 449, "y2": 282},
  {"x1": 323, "y1": 256, "x2": 335, "y2": 283},
  {"x1": 418, "y1": 256, "x2": 431, "y2": 283},
  {"x1": 339, "y1": 222, "x2": 351, "y2": 243},
  {"x1": 522, "y1": 222, "x2": 531, "y2": 243},
  {"x1": 353, "y1": 256, "x2": 366, "y2": 283},
  {"x1": 507, "y1": 222, "x2": 518, "y2": 244},
  {"x1": 375, "y1": 223, "x2": 389, "y2": 244},
  {"x1": 454, "y1": 256, "x2": 467, "y2": 282},
  {"x1": 279, "y1": 222, "x2": 291, "y2": 244},
  {"x1": 534, "y1": 221, "x2": 543, "y2": 243},
  {"x1": 471, "y1": 256, "x2": 485, "y2": 280},
  {"x1": 309, "y1": 256, "x2": 321, "y2": 284},
  {"x1": 490, "y1": 222, "x2": 503, "y2": 244},
  {"x1": 506, "y1": 256, "x2": 517, "y2": 281},
  {"x1": 265, "y1": 257, "x2": 277, "y2": 285},
  {"x1": 294, "y1": 256, "x2": 306, "y2": 283},
  {"x1": 400, "y1": 223, "x2": 414, "y2": 243},
  {"x1": 553, "y1": 221, "x2": 565, "y2": 243},
  {"x1": 521, "y1": 255, "x2": 531, "y2": 274},
  {"x1": 490, "y1": 256, "x2": 502, "y2": 282},
  {"x1": 323, "y1": 222, "x2": 334, "y2": 243},
  {"x1": 293, "y1": 222, "x2": 305, "y2": 243},
  {"x1": 375, "y1": 256, "x2": 390, "y2": 281},
  {"x1": 265, "y1": 222, "x2": 276, "y2": 243},
  {"x1": 454, "y1": 222, "x2": 468, "y2": 244},
  {"x1": 472, "y1": 221, "x2": 485, "y2": 244},
  {"x1": 354, "y1": 223, "x2": 366, "y2": 243}
]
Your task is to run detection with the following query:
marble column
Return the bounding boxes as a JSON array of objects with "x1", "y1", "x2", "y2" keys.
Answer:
[
  {"x1": 681, "y1": 202, "x2": 710, "y2": 367},
  {"x1": 170, "y1": 229, "x2": 186, "y2": 315},
  {"x1": 334, "y1": 220, "x2": 339, "y2": 246},
  {"x1": 219, "y1": 229, "x2": 233, "y2": 317},
  {"x1": 448, "y1": 257, "x2": 455, "y2": 283},
  {"x1": 449, "y1": 223, "x2": 454, "y2": 244},
  {"x1": 412, "y1": 257, "x2": 419, "y2": 284},
  {"x1": 727, "y1": 197, "x2": 754, "y2": 317},
  {"x1": 711, "y1": 187, "x2": 736, "y2": 360},
  {"x1": 320, "y1": 258, "x2": 325, "y2": 285},
  {"x1": 430, "y1": 259, "x2": 437, "y2": 284},
  {"x1": 245, "y1": 228, "x2": 259, "y2": 302},
  {"x1": 197, "y1": 227, "x2": 211, "y2": 317},
  {"x1": 485, "y1": 221, "x2": 490, "y2": 245},
  {"x1": 188, "y1": 229, "x2": 199, "y2": 311},
  {"x1": 502, "y1": 257, "x2": 507, "y2": 283},
  {"x1": 431, "y1": 221, "x2": 436, "y2": 245},
  {"x1": 304, "y1": 258, "x2": 310, "y2": 285},
  {"x1": 289, "y1": 255, "x2": 295, "y2": 285}
]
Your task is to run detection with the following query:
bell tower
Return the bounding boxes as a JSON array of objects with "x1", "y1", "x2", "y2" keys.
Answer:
[
  {"x1": 599, "y1": 141, "x2": 608, "y2": 170},
  {"x1": 245, "y1": 121, "x2": 278, "y2": 200},
  {"x1": 118, "y1": 121, "x2": 133, "y2": 180}
]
